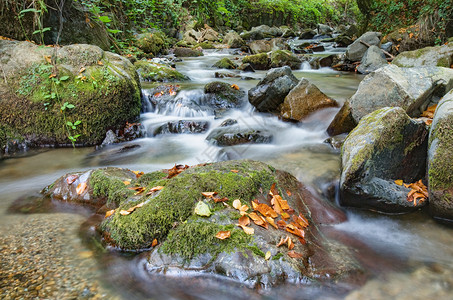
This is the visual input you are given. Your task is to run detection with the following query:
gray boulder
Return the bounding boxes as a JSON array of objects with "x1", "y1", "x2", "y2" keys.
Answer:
[
  {"x1": 270, "y1": 50, "x2": 302, "y2": 69},
  {"x1": 153, "y1": 120, "x2": 209, "y2": 135},
  {"x1": 183, "y1": 29, "x2": 201, "y2": 45},
  {"x1": 317, "y1": 24, "x2": 333, "y2": 35},
  {"x1": 393, "y1": 43, "x2": 453, "y2": 68},
  {"x1": 357, "y1": 45, "x2": 387, "y2": 74},
  {"x1": 345, "y1": 32, "x2": 382, "y2": 62},
  {"x1": 340, "y1": 107, "x2": 428, "y2": 212},
  {"x1": 223, "y1": 31, "x2": 245, "y2": 48},
  {"x1": 248, "y1": 66, "x2": 299, "y2": 112},
  {"x1": 280, "y1": 78, "x2": 338, "y2": 121},
  {"x1": 248, "y1": 40, "x2": 272, "y2": 54},
  {"x1": 206, "y1": 126, "x2": 273, "y2": 146},
  {"x1": 240, "y1": 25, "x2": 282, "y2": 40},
  {"x1": 428, "y1": 89, "x2": 453, "y2": 221}
]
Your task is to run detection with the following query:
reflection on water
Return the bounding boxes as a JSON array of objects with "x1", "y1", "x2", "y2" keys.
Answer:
[{"x1": 1, "y1": 47, "x2": 452, "y2": 299}]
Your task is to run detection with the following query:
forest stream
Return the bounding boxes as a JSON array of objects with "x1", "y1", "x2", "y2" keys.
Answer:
[{"x1": 1, "y1": 45, "x2": 453, "y2": 300}]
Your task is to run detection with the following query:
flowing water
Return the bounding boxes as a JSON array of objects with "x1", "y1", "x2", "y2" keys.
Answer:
[{"x1": 1, "y1": 46, "x2": 453, "y2": 299}]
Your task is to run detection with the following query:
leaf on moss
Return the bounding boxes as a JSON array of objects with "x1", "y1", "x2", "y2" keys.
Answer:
[
  {"x1": 105, "y1": 209, "x2": 115, "y2": 218},
  {"x1": 238, "y1": 215, "x2": 250, "y2": 226},
  {"x1": 146, "y1": 186, "x2": 164, "y2": 195},
  {"x1": 132, "y1": 170, "x2": 144, "y2": 178},
  {"x1": 202, "y1": 191, "x2": 218, "y2": 198},
  {"x1": 215, "y1": 231, "x2": 231, "y2": 240},
  {"x1": 194, "y1": 201, "x2": 211, "y2": 217},
  {"x1": 152, "y1": 238, "x2": 158, "y2": 247},
  {"x1": 237, "y1": 224, "x2": 254, "y2": 235}
]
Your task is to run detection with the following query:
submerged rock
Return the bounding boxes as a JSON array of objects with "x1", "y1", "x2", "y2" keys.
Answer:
[
  {"x1": 248, "y1": 66, "x2": 299, "y2": 112},
  {"x1": 392, "y1": 43, "x2": 453, "y2": 68},
  {"x1": 153, "y1": 120, "x2": 209, "y2": 135},
  {"x1": 206, "y1": 126, "x2": 273, "y2": 146},
  {"x1": 340, "y1": 107, "x2": 428, "y2": 212},
  {"x1": 428, "y1": 89, "x2": 453, "y2": 222},
  {"x1": 0, "y1": 40, "x2": 141, "y2": 152},
  {"x1": 280, "y1": 78, "x2": 338, "y2": 122}
]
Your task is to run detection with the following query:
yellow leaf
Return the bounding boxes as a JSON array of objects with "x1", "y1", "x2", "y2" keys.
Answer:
[
  {"x1": 394, "y1": 179, "x2": 403, "y2": 186},
  {"x1": 265, "y1": 251, "x2": 271, "y2": 260},
  {"x1": 44, "y1": 55, "x2": 52, "y2": 64},
  {"x1": 237, "y1": 224, "x2": 254, "y2": 235},
  {"x1": 202, "y1": 192, "x2": 218, "y2": 198},
  {"x1": 123, "y1": 181, "x2": 131, "y2": 185},
  {"x1": 215, "y1": 230, "x2": 231, "y2": 240},
  {"x1": 79, "y1": 67, "x2": 86, "y2": 73},
  {"x1": 97, "y1": 60, "x2": 103, "y2": 66},
  {"x1": 152, "y1": 238, "x2": 158, "y2": 247}
]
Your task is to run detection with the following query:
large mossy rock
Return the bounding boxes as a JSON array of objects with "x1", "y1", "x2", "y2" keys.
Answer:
[
  {"x1": 173, "y1": 47, "x2": 203, "y2": 57},
  {"x1": 242, "y1": 53, "x2": 270, "y2": 70},
  {"x1": 203, "y1": 81, "x2": 245, "y2": 112},
  {"x1": 45, "y1": 160, "x2": 361, "y2": 286},
  {"x1": 345, "y1": 32, "x2": 381, "y2": 62},
  {"x1": 392, "y1": 43, "x2": 453, "y2": 68},
  {"x1": 340, "y1": 107, "x2": 428, "y2": 212},
  {"x1": 0, "y1": 40, "x2": 141, "y2": 151},
  {"x1": 223, "y1": 31, "x2": 245, "y2": 48},
  {"x1": 270, "y1": 50, "x2": 302, "y2": 69},
  {"x1": 280, "y1": 78, "x2": 338, "y2": 122},
  {"x1": 134, "y1": 61, "x2": 187, "y2": 82},
  {"x1": 212, "y1": 58, "x2": 237, "y2": 69},
  {"x1": 248, "y1": 66, "x2": 299, "y2": 113},
  {"x1": 428, "y1": 89, "x2": 453, "y2": 221},
  {"x1": 136, "y1": 32, "x2": 169, "y2": 56}
]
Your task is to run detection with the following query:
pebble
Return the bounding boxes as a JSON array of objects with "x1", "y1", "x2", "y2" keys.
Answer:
[{"x1": 0, "y1": 213, "x2": 120, "y2": 299}]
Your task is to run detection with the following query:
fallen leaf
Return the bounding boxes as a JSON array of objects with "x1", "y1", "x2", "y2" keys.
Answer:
[
  {"x1": 269, "y1": 183, "x2": 279, "y2": 196},
  {"x1": 237, "y1": 224, "x2": 254, "y2": 235},
  {"x1": 292, "y1": 214, "x2": 309, "y2": 228},
  {"x1": 424, "y1": 119, "x2": 433, "y2": 125},
  {"x1": 281, "y1": 212, "x2": 290, "y2": 220},
  {"x1": 80, "y1": 75, "x2": 87, "y2": 81},
  {"x1": 256, "y1": 203, "x2": 278, "y2": 218},
  {"x1": 239, "y1": 204, "x2": 249, "y2": 214},
  {"x1": 394, "y1": 179, "x2": 403, "y2": 186},
  {"x1": 286, "y1": 223, "x2": 305, "y2": 239},
  {"x1": 105, "y1": 209, "x2": 115, "y2": 218},
  {"x1": 216, "y1": 230, "x2": 231, "y2": 240},
  {"x1": 128, "y1": 186, "x2": 146, "y2": 195},
  {"x1": 44, "y1": 55, "x2": 52, "y2": 63},
  {"x1": 277, "y1": 236, "x2": 289, "y2": 247},
  {"x1": 287, "y1": 237, "x2": 295, "y2": 250},
  {"x1": 230, "y1": 169, "x2": 239, "y2": 173},
  {"x1": 277, "y1": 220, "x2": 287, "y2": 229},
  {"x1": 238, "y1": 215, "x2": 250, "y2": 226},
  {"x1": 266, "y1": 216, "x2": 278, "y2": 229},
  {"x1": 213, "y1": 197, "x2": 228, "y2": 203},
  {"x1": 132, "y1": 170, "x2": 144, "y2": 178},
  {"x1": 232, "y1": 199, "x2": 242, "y2": 210},
  {"x1": 194, "y1": 201, "x2": 211, "y2": 217},
  {"x1": 249, "y1": 212, "x2": 268, "y2": 228},
  {"x1": 288, "y1": 251, "x2": 303, "y2": 259},
  {"x1": 154, "y1": 92, "x2": 163, "y2": 97},
  {"x1": 66, "y1": 174, "x2": 78, "y2": 185},
  {"x1": 120, "y1": 210, "x2": 131, "y2": 216},
  {"x1": 421, "y1": 104, "x2": 437, "y2": 118},
  {"x1": 251, "y1": 199, "x2": 259, "y2": 210},
  {"x1": 202, "y1": 192, "x2": 218, "y2": 198},
  {"x1": 275, "y1": 195, "x2": 290, "y2": 210},
  {"x1": 265, "y1": 251, "x2": 271, "y2": 260},
  {"x1": 271, "y1": 196, "x2": 283, "y2": 214},
  {"x1": 76, "y1": 182, "x2": 87, "y2": 195},
  {"x1": 231, "y1": 84, "x2": 239, "y2": 90},
  {"x1": 49, "y1": 73, "x2": 56, "y2": 79},
  {"x1": 79, "y1": 67, "x2": 86, "y2": 73},
  {"x1": 166, "y1": 164, "x2": 189, "y2": 179},
  {"x1": 78, "y1": 250, "x2": 93, "y2": 258},
  {"x1": 146, "y1": 186, "x2": 164, "y2": 195},
  {"x1": 97, "y1": 60, "x2": 103, "y2": 66},
  {"x1": 169, "y1": 88, "x2": 177, "y2": 96},
  {"x1": 152, "y1": 238, "x2": 158, "y2": 247},
  {"x1": 123, "y1": 181, "x2": 131, "y2": 185}
]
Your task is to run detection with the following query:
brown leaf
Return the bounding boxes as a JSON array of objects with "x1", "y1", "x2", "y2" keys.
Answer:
[
  {"x1": 151, "y1": 238, "x2": 158, "y2": 247},
  {"x1": 292, "y1": 214, "x2": 309, "y2": 228},
  {"x1": 281, "y1": 212, "x2": 290, "y2": 220},
  {"x1": 216, "y1": 230, "x2": 231, "y2": 240},
  {"x1": 76, "y1": 182, "x2": 87, "y2": 195},
  {"x1": 288, "y1": 251, "x2": 303, "y2": 259},
  {"x1": 238, "y1": 215, "x2": 250, "y2": 226},
  {"x1": 287, "y1": 237, "x2": 295, "y2": 250},
  {"x1": 269, "y1": 183, "x2": 278, "y2": 196},
  {"x1": 66, "y1": 174, "x2": 78, "y2": 185},
  {"x1": 266, "y1": 216, "x2": 278, "y2": 229},
  {"x1": 230, "y1": 169, "x2": 239, "y2": 173},
  {"x1": 256, "y1": 203, "x2": 278, "y2": 218},
  {"x1": 44, "y1": 55, "x2": 52, "y2": 64},
  {"x1": 79, "y1": 67, "x2": 86, "y2": 73},
  {"x1": 248, "y1": 212, "x2": 268, "y2": 229},
  {"x1": 271, "y1": 196, "x2": 283, "y2": 215},
  {"x1": 202, "y1": 192, "x2": 218, "y2": 198},
  {"x1": 146, "y1": 186, "x2": 164, "y2": 195},
  {"x1": 166, "y1": 164, "x2": 189, "y2": 179},
  {"x1": 286, "y1": 223, "x2": 305, "y2": 239},
  {"x1": 424, "y1": 119, "x2": 433, "y2": 125},
  {"x1": 49, "y1": 73, "x2": 56, "y2": 79},
  {"x1": 251, "y1": 199, "x2": 259, "y2": 210},
  {"x1": 276, "y1": 220, "x2": 287, "y2": 229},
  {"x1": 105, "y1": 209, "x2": 115, "y2": 218},
  {"x1": 123, "y1": 181, "x2": 131, "y2": 185},
  {"x1": 421, "y1": 104, "x2": 437, "y2": 118},
  {"x1": 213, "y1": 197, "x2": 228, "y2": 203},
  {"x1": 97, "y1": 60, "x2": 103, "y2": 66},
  {"x1": 128, "y1": 186, "x2": 146, "y2": 195},
  {"x1": 298, "y1": 237, "x2": 306, "y2": 245},
  {"x1": 237, "y1": 224, "x2": 254, "y2": 235},
  {"x1": 275, "y1": 195, "x2": 290, "y2": 210},
  {"x1": 277, "y1": 236, "x2": 289, "y2": 247}
]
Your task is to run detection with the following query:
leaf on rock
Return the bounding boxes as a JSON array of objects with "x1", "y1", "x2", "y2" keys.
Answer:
[
  {"x1": 231, "y1": 84, "x2": 239, "y2": 90},
  {"x1": 194, "y1": 201, "x2": 211, "y2": 217},
  {"x1": 76, "y1": 182, "x2": 87, "y2": 195},
  {"x1": 132, "y1": 170, "x2": 144, "y2": 178},
  {"x1": 237, "y1": 224, "x2": 254, "y2": 235},
  {"x1": 286, "y1": 190, "x2": 292, "y2": 196},
  {"x1": 276, "y1": 220, "x2": 287, "y2": 229},
  {"x1": 44, "y1": 55, "x2": 52, "y2": 63},
  {"x1": 230, "y1": 169, "x2": 239, "y2": 173},
  {"x1": 216, "y1": 231, "x2": 231, "y2": 240},
  {"x1": 232, "y1": 199, "x2": 242, "y2": 210},
  {"x1": 287, "y1": 237, "x2": 295, "y2": 250},
  {"x1": 238, "y1": 215, "x2": 250, "y2": 226},
  {"x1": 265, "y1": 251, "x2": 271, "y2": 260},
  {"x1": 120, "y1": 201, "x2": 146, "y2": 216},
  {"x1": 251, "y1": 199, "x2": 259, "y2": 210},
  {"x1": 288, "y1": 251, "x2": 303, "y2": 259},
  {"x1": 394, "y1": 179, "x2": 403, "y2": 186},
  {"x1": 66, "y1": 174, "x2": 78, "y2": 185},
  {"x1": 277, "y1": 236, "x2": 289, "y2": 247},
  {"x1": 256, "y1": 203, "x2": 277, "y2": 218},
  {"x1": 266, "y1": 216, "x2": 278, "y2": 229},
  {"x1": 249, "y1": 212, "x2": 268, "y2": 228},
  {"x1": 281, "y1": 212, "x2": 290, "y2": 220},
  {"x1": 166, "y1": 164, "x2": 189, "y2": 179},
  {"x1": 128, "y1": 186, "x2": 146, "y2": 195},
  {"x1": 286, "y1": 223, "x2": 305, "y2": 239},
  {"x1": 292, "y1": 214, "x2": 309, "y2": 228},
  {"x1": 406, "y1": 179, "x2": 428, "y2": 206},
  {"x1": 105, "y1": 209, "x2": 115, "y2": 218},
  {"x1": 79, "y1": 67, "x2": 86, "y2": 73},
  {"x1": 421, "y1": 104, "x2": 437, "y2": 118}
]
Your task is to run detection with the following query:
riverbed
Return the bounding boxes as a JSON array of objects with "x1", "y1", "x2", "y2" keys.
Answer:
[{"x1": 1, "y1": 47, "x2": 453, "y2": 299}]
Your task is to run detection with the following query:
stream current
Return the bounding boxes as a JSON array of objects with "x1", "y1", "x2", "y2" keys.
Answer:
[{"x1": 1, "y1": 46, "x2": 453, "y2": 299}]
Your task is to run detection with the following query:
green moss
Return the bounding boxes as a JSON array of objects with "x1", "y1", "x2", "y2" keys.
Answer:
[
  {"x1": 100, "y1": 160, "x2": 276, "y2": 250},
  {"x1": 194, "y1": 42, "x2": 215, "y2": 49},
  {"x1": 272, "y1": 252, "x2": 284, "y2": 260},
  {"x1": 228, "y1": 211, "x2": 242, "y2": 220},
  {"x1": 212, "y1": 58, "x2": 236, "y2": 69},
  {"x1": 137, "y1": 171, "x2": 167, "y2": 186},
  {"x1": 134, "y1": 61, "x2": 187, "y2": 82},
  {"x1": 90, "y1": 169, "x2": 133, "y2": 207},
  {"x1": 270, "y1": 50, "x2": 301, "y2": 69},
  {"x1": 136, "y1": 32, "x2": 169, "y2": 55},
  {"x1": 0, "y1": 124, "x2": 23, "y2": 151},
  {"x1": 246, "y1": 245, "x2": 265, "y2": 258},
  {"x1": 160, "y1": 221, "x2": 251, "y2": 259},
  {"x1": 242, "y1": 53, "x2": 269, "y2": 70},
  {"x1": 429, "y1": 113, "x2": 453, "y2": 190}
]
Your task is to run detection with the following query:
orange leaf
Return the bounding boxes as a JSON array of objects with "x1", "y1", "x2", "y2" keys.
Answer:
[
  {"x1": 281, "y1": 212, "x2": 290, "y2": 220},
  {"x1": 105, "y1": 209, "x2": 115, "y2": 218},
  {"x1": 79, "y1": 67, "x2": 86, "y2": 73},
  {"x1": 213, "y1": 197, "x2": 228, "y2": 203},
  {"x1": 269, "y1": 183, "x2": 279, "y2": 196},
  {"x1": 49, "y1": 73, "x2": 56, "y2": 79},
  {"x1": 251, "y1": 199, "x2": 259, "y2": 210},
  {"x1": 152, "y1": 238, "x2": 158, "y2": 247},
  {"x1": 202, "y1": 192, "x2": 218, "y2": 198},
  {"x1": 394, "y1": 179, "x2": 403, "y2": 186},
  {"x1": 154, "y1": 92, "x2": 163, "y2": 97},
  {"x1": 132, "y1": 170, "x2": 144, "y2": 178},
  {"x1": 237, "y1": 224, "x2": 254, "y2": 235},
  {"x1": 266, "y1": 216, "x2": 278, "y2": 229},
  {"x1": 97, "y1": 60, "x2": 103, "y2": 66},
  {"x1": 166, "y1": 164, "x2": 189, "y2": 179},
  {"x1": 230, "y1": 169, "x2": 239, "y2": 173},
  {"x1": 232, "y1": 199, "x2": 242, "y2": 210},
  {"x1": 288, "y1": 251, "x2": 303, "y2": 258},
  {"x1": 231, "y1": 84, "x2": 239, "y2": 90},
  {"x1": 271, "y1": 196, "x2": 283, "y2": 215},
  {"x1": 249, "y1": 212, "x2": 268, "y2": 229},
  {"x1": 44, "y1": 55, "x2": 52, "y2": 64},
  {"x1": 169, "y1": 89, "x2": 177, "y2": 96},
  {"x1": 76, "y1": 182, "x2": 87, "y2": 195},
  {"x1": 277, "y1": 236, "x2": 289, "y2": 247},
  {"x1": 276, "y1": 220, "x2": 287, "y2": 229},
  {"x1": 146, "y1": 186, "x2": 164, "y2": 195},
  {"x1": 256, "y1": 203, "x2": 278, "y2": 218},
  {"x1": 216, "y1": 230, "x2": 231, "y2": 240},
  {"x1": 238, "y1": 215, "x2": 250, "y2": 226},
  {"x1": 123, "y1": 181, "x2": 131, "y2": 185},
  {"x1": 275, "y1": 195, "x2": 290, "y2": 210},
  {"x1": 286, "y1": 190, "x2": 292, "y2": 196},
  {"x1": 66, "y1": 174, "x2": 78, "y2": 185},
  {"x1": 286, "y1": 224, "x2": 305, "y2": 239},
  {"x1": 287, "y1": 237, "x2": 295, "y2": 250},
  {"x1": 292, "y1": 214, "x2": 309, "y2": 228},
  {"x1": 120, "y1": 210, "x2": 131, "y2": 216}
]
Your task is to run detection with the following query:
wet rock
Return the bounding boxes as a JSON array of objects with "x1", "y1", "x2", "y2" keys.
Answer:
[
  {"x1": 310, "y1": 45, "x2": 325, "y2": 52},
  {"x1": 280, "y1": 26, "x2": 296, "y2": 38},
  {"x1": 381, "y1": 42, "x2": 393, "y2": 53},
  {"x1": 240, "y1": 25, "x2": 283, "y2": 40},
  {"x1": 215, "y1": 72, "x2": 240, "y2": 78},
  {"x1": 340, "y1": 107, "x2": 428, "y2": 212},
  {"x1": 153, "y1": 120, "x2": 209, "y2": 135},
  {"x1": 324, "y1": 133, "x2": 348, "y2": 150},
  {"x1": 183, "y1": 29, "x2": 201, "y2": 45},
  {"x1": 242, "y1": 53, "x2": 270, "y2": 70},
  {"x1": 134, "y1": 60, "x2": 188, "y2": 82},
  {"x1": 428, "y1": 89, "x2": 453, "y2": 222},
  {"x1": 136, "y1": 31, "x2": 169, "y2": 55},
  {"x1": 344, "y1": 24, "x2": 358, "y2": 38},
  {"x1": 335, "y1": 35, "x2": 353, "y2": 47},
  {"x1": 319, "y1": 54, "x2": 337, "y2": 67},
  {"x1": 238, "y1": 63, "x2": 256, "y2": 72},
  {"x1": 356, "y1": 45, "x2": 387, "y2": 75},
  {"x1": 101, "y1": 130, "x2": 120, "y2": 146},
  {"x1": 280, "y1": 78, "x2": 338, "y2": 122},
  {"x1": 0, "y1": 41, "x2": 141, "y2": 149},
  {"x1": 345, "y1": 32, "x2": 382, "y2": 62},
  {"x1": 248, "y1": 40, "x2": 272, "y2": 54},
  {"x1": 270, "y1": 50, "x2": 302, "y2": 69},
  {"x1": 213, "y1": 58, "x2": 237, "y2": 69},
  {"x1": 219, "y1": 119, "x2": 238, "y2": 127},
  {"x1": 392, "y1": 43, "x2": 453, "y2": 68},
  {"x1": 173, "y1": 47, "x2": 203, "y2": 57},
  {"x1": 300, "y1": 30, "x2": 316, "y2": 39},
  {"x1": 224, "y1": 31, "x2": 245, "y2": 48},
  {"x1": 206, "y1": 126, "x2": 273, "y2": 146},
  {"x1": 326, "y1": 101, "x2": 356, "y2": 136},
  {"x1": 203, "y1": 81, "x2": 246, "y2": 111},
  {"x1": 248, "y1": 66, "x2": 299, "y2": 112},
  {"x1": 317, "y1": 24, "x2": 333, "y2": 36}
]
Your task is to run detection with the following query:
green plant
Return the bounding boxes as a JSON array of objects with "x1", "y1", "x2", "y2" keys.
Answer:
[{"x1": 18, "y1": 0, "x2": 51, "y2": 45}]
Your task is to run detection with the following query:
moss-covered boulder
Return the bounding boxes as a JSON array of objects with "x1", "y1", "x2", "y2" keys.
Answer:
[
  {"x1": 42, "y1": 160, "x2": 361, "y2": 286},
  {"x1": 136, "y1": 31, "x2": 169, "y2": 56},
  {"x1": 392, "y1": 43, "x2": 453, "y2": 68},
  {"x1": 428, "y1": 89, "x2": 453, "y2": 221},
  {"x1": 240, "y1": 25, "x2": 283, "y2": 40},
  {"x1": 280, "y1": 78, "x2": 338, "y2": 122},
  {"x1": 203, "y1": 81, "x2": 246, "y2": 113},
  {"x1": 193, "y1": 42, "x2": 215, "y2": 49},
  {"x1": 270, "y1": 50, "x2": 302, "y2": 69},
  {"x1": 248, "y1": 40, "x2": 272, "y2": 54},
  {"x1": 173, "y1": 47, "x2": 203, "y2": 57},
  {"x1": 242, "y1": 53, "x2": 270, "y2": 70},
  {"x1": 212, "y1": 58, "x2": 237, "y2": 69},
  {"x1": 340, "y1": 107, "x2": 428, "y2": 212},
  {"x1": 0, "y1": 40, "x2": 141, "y2": 153},
  {"x1": 134, "y1": 60, "x2": 188, "y2": 82}
]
